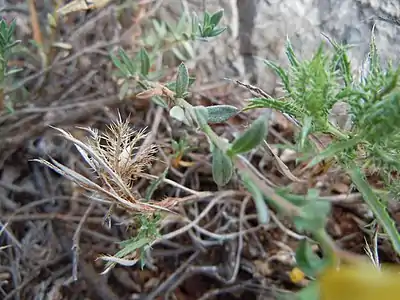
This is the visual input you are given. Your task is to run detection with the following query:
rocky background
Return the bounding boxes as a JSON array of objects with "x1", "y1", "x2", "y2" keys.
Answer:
[{"x1": 159, "y1": 0, "x2": 400, "y2": 94}]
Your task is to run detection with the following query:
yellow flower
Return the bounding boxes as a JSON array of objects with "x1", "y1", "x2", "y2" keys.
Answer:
[
  {"x1": 290, "y1": 267, "x2": 306, "y2": 284},
  {"x1": 319, "y1": 263, "x2": 400, "y2": 300}
]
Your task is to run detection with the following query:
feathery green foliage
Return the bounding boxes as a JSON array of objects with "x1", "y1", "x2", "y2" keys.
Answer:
[{"x1": 244, "y1": 29, "x2": 400, "y2": 256}]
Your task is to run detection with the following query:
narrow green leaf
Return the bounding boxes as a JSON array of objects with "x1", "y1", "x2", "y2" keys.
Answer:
[
  {"x1": 264, "y1": 60, "x2": 291, "y2": 93},
  {"x1": 151, "y1": 96, "x2": 168, "y2": 109},
  {"x1": 104, "y1": 237, "x2": 151, "y2": 269},
  {"x1": 205, "y1": 105, "x2": 239, "y2": 123},
  {"x1": 139, "y1": 48, "x2": 150, "y2": 76},
  {"x1": 209, "y1": 27, "x2": 227, "y2": 37},
  {"x1": 299, "y1": 116, "x2": 313, "y2": 150},
  {"x1": 110, "y1": 53, "x2": 129, "y2": 77},
  {"x1": 3, "y1": 40, "x2": 20, "y2": 52},
  {"x1": 7, "y1": 20, "x2": 17, "y2": 37},
  {"x1": 145, "y1": 168, "x2": 168, "y2": 201},
  {"x1": 322, "y1": 33, "x2": 353, "y2": 86},
  {"x1": 191, "y1": 12, "x2": 199, "y2": 36},
  {"x1": 349, "y1": 166, "x2": 400, "y2": 255},
  {"x1": 176, "y1": 13, "x2": 188, "y2": 33},
  {"x1": 152, "y1": 19, "x2": 165, "y2": 36},
  {"x1": 210, "y1": 9, "x2": 224, "y2": 26},
  {"x1": 212, "y1": 144, "x2": 233, "y2": 186},
  {"x1": 118, "y1": 48, "x2": 136, "y2": 75},
  {"x1": 244, "y1": 97, "x2": 303, "y2": 117},
  {"x1": 335, "y1": 88, "x2": 368, "y2": 100},
  {"x1": 307, "y1": 136, "x2": 361, "y2": 169},
  {"x1": 285, "y1": 38, "x2": 299, "y2": 68},
  {"x1": 228, "y1": 113, "x2": 269, "y2": 156},
  {"x1": 203, "y1": 11, "x2": 211, "y2": 27},
  {"x1": 368, "y1": 28, "x2": 381, "y2": 75},
  {"x1": 198, "y1": 24, "x2": 204, "y2": 37},
  {"x1": 295, "y1": 240, "x2": 326, "y2": 277},
  {"x1": 171, "y1": 140, "x2": 179, "y2": 152},
  {"x1": 118, "y1": 81, "x2": 129, "y2": 100},
  {"x1": 175, "y1": 62, "x2": 189, "y2": 98},
  {"x1": 117, "y1": 237, "x2": 151, "y2": 256},
  {"x1": 241, "y1": 173, "x2": 269, "y2": 224}
]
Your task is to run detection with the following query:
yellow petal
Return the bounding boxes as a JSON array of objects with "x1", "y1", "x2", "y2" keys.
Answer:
[
  {"x1": 289, "y1": 267, "x2": 305, "y2": 284},
  {"x1": 320, "y1": 263, "x2": 400, "y2": 300}
]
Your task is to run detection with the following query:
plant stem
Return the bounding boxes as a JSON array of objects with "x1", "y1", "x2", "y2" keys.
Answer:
[
  {"x1": 326, "y1": 123, "x2": 349, "y2": 140},
  {"x1": 233, "y1": 155, "x2": 301, "y2": 217}
]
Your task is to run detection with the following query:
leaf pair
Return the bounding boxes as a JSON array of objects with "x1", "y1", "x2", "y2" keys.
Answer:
[
  {"x1": 110, "y1": 47, "x2": 151, "y2": 79},
  {"x1": 211, "y1": 112, "x2": 269, "y2": 186},
  {"x1": 198, "y1": 10, "x2": 227, "y2": 38}
]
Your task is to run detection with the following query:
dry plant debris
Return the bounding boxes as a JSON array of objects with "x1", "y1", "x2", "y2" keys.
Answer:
[{"x1": 1, "y1": 1, "x2": 399, "y2": 300}]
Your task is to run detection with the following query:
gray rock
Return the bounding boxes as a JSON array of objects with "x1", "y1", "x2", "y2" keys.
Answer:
[{"x1": 158, "y1": 0, "x2": 400, "y2": 94}]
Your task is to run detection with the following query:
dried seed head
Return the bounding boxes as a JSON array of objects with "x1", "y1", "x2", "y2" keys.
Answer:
[
  {"x1": 36, "y1": 115, "x2": 164, "y2": 214},
  {"x1": 81, "y1": 116, "x2": 158, "y2": 205}
]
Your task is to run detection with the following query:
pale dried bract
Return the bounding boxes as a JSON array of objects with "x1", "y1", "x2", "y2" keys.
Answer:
[{"x1": 34, "y1": 115, "x2": 174, "y2": 214}]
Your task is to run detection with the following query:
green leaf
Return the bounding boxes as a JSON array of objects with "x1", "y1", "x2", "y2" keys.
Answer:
[
  {"x1": 241, "y1": 173, "x2": 269, "y2": 224},
  {"x1": 228, "y1": 113, "x2": 269, "y2": 156},
  {"x1": 285, "y1": 38, "x2": 299, "y2": 68},
  {"x1": 103, "y1": 236, "x2": 152, "y2": 269},
  {"x1": 212, "y1": 144, "x2": 234, "y2": 186},
  {"x1": 118, "y1": 237, "x2": 151, "y2": 255},
  {"x1": 264, "y1": 60, "x2": 291, "y2": 93},
  {"x1": 295, "y1": 239, "x2": 326, "y2": 278},
  {"x1": 368, "y1": 28, "x2": 381, "y2": 76},
  {"x1": 171, "y1": 140, "x2": 179, "y2": 152},
  {"x1": 151, "y1": 96, "x2": 168, "y2": 109},
  {"x1": 307, "y1": 136, "x2": 361, "y2": 169},
  {"x1": 110, "y1": 52, "x2": 129, "y2": 77},
  {"x1": 244, "y1": 97, "x2": 303, "y2": 118},
  {"x1": 193, "y1": 105, "x2": 209, "y2": 129},
  {"x1": 175, "y1": 62, "x2": 189, "y2": 98},
  {"x1": 176, "y1": 13, "x2": 188, "y2": 33},
  {"x1": 210, "y1": 9, "x2": 224, "y2": 26},
  {"x1": 323, "y1": 34, "x2": 353, "y2": 87},
  {"x1": 203, "y1": 11, "x2": 211, "y2": 27},
  {"x1": 139, "y1": 48, "x2": 150, "y2": 76},
  {"x1": 205, "y1": 105, "x2": 239, "y2": 123},
  {"x1": 296, "y1": 281, "x2": 320, "y2": 300},
  {"x1": 349, "y1": 166, "x2": 400, "y2": 256},
  {"x1": 165, "y1": 77, "x2": 196, "y2": 92},
  {"x1": 294, "y1": 200, "x2": 331, "y2": 232},
  {"x1": 299, "y1": 116, "x2": 313, "y2": 150},
  {"x1": 118, "y1": 81, "x2": 129, "y2": 100},
  {"x1": 169, "y1": 105, "x2": 186, "y2": 122},
  {"x1": 191, "y1": 12, "x2": 199, "y2": 36},
  {"x1": 145, "y1": 168, "x2": 168, "y2": 201},
  {"x1": 208, "y1": 27, "x2": 227, "y2": 37},
  {"x1": 118, "y1": 48, "x2": 136, "y2": 76}
]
